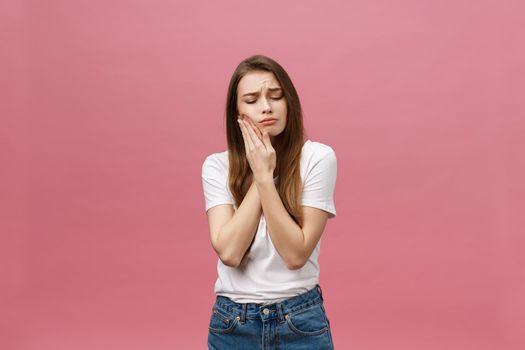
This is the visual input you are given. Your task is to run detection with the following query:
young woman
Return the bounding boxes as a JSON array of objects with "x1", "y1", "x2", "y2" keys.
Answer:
[{"x1": 202, "y1": 54, "x2": 337, "y2": 349}]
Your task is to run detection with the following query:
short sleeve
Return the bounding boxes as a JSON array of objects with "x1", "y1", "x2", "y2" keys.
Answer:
[
  {"x1": 301, "y1": 149, "x2": 337, "y2": 219},
  {"x1": 201, "y1": 155, "x2": 235, "y2": 213}
]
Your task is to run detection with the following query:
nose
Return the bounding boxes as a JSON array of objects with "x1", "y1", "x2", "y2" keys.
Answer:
[{"x1": 261, "y1": 97, "x2": 272, "y2": 114}]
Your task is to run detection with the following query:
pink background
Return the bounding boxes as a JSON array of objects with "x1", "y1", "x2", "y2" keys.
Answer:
[{"x1": 1, "y1": 0, "x2": 524, "y2": 349}]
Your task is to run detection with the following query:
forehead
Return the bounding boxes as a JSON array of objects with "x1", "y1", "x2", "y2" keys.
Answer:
[{"x1": 238, "y1": 71, "x2": 280, "y2": 91}]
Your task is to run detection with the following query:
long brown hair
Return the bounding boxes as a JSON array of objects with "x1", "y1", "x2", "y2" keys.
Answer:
[{"x1": 225, "y1": 54, "x2": 308, "y2": 227}]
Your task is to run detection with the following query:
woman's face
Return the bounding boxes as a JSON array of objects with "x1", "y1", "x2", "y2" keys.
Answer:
[{"x1": 236, "y1": 70, "x2": 287, "y2": 140}]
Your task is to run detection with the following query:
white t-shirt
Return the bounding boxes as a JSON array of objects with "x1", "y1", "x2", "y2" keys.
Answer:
[{"x1": 201, "y1": 139, "x2": 337, "y2": 304}]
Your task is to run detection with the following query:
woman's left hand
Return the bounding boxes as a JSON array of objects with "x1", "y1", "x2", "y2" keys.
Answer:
[{"x1": 237, "y1": 114, "x2": 276, "y2": 184}]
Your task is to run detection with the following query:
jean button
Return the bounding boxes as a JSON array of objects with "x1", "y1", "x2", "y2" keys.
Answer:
[{"x1": 263, "y1": 308, "x2": 270, "y2": 315}]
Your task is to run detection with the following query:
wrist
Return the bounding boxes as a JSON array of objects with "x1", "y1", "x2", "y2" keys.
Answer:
[{"x1": 254, "y1": 175, "x2": 275, "y2": 187}]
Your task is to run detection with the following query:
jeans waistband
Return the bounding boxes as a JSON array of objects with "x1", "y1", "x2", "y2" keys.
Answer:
[{"x1": 214, "y1": 284, "x2": 325, "y2": 323}]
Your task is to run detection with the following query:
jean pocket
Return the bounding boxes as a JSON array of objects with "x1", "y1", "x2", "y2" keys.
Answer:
[
  {"x1": 208, "y1": 306, "x2": 240, "y2": 334},
  {"x1": 285, "y1": 303, "x2": 329, "y2": 336}
]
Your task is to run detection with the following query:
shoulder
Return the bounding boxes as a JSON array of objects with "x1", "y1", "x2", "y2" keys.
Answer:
[
  {"x1": 303, "y1": 139, "x2": 336, "y2": 161},
  {"x1": 202, "y1": 150, "x2": 229, "y2": 174}
]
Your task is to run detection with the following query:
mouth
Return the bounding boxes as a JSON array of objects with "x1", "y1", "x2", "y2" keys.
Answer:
[{"x1": 259, "y1": 118, "x2": 277, "y2": 123}]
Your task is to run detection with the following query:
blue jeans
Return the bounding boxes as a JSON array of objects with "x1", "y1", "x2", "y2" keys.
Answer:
[{"x1": 207, "y1": 284, "x2": 334, "y2": 349}]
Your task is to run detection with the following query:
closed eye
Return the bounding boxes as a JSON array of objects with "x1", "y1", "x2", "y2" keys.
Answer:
[{"x1": 245, "y1": 96, "x2": 283, "y2": 104}]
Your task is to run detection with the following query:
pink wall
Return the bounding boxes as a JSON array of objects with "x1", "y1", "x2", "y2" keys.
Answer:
[{"x1": 1, "y1": 0, "x2": 524, "y2": 349}]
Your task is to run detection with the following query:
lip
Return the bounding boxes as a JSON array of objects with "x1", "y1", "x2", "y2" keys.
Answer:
[
  {"x1": 259, "y1": 118, "x2": 277, "y2": 123},
  {"x1": 260, "y1": 119, "x2": 277, "y2": 126}
]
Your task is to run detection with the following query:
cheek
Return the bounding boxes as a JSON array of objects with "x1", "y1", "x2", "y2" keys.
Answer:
[{"x1": 236, "y1": 105, "x2": 249, "y2": 116}]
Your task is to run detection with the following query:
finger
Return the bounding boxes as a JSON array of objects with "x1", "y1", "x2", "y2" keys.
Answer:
[
  {"x1": 238, "y1": 115, "x2": 256, "y2": 148},
  {"x1": 241, "y1": 116, "x2": 262, "y2": 146},
  {"x1": 244, "y1": 116, "x2": 262, "y2": 136},
  {"x1": 262, "y1": 130, "x2": 273, "y2": 149},
  {"x1": 241, "y1": 119, "x2": 257, "y2": 149},
  {"x1": 244, "y1": 115, "x2": 263, "y2": 141},
  {"x1": 239, "y1": 117, "x2": 256, "y2": 151},
  {"x1": 237, "y1": 116, "x2": 251, "y2": 153}
]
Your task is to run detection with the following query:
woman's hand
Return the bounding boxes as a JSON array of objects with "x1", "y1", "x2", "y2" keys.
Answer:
[{"x1": 237, "y1": 114, "x2": 276, "y2": 184}]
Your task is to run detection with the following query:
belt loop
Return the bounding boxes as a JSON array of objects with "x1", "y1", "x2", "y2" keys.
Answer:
[
  {"x1": 317, "y1": 284, "x2": 324, "y2": 301},
  {"x1": 241, "y1": 303, "x2": 247, "y2": 323},
  {"x1": 277, "y1": 302, "x2": 285, "y2": 322}
]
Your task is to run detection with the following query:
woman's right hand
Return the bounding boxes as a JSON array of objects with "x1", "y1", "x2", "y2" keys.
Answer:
[
  {"x1": 237, "y1": 113, "x2": 276, "y2": 184},
  {"x1": 239, "y1": 114, "x2": 263, "y2": 141}
]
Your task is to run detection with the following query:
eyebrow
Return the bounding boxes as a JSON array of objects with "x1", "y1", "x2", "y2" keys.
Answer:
[{"x1": 241, "y1": 87, "x2": 282, "y2": 97}]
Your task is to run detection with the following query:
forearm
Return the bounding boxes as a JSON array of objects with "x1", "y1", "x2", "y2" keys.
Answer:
[
  {"x1": 216, "y1": 181, "x2": 262, "y2": 266},
  {"x1": 255, "y1": 178, "x2": 305, "y2": 269}
]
